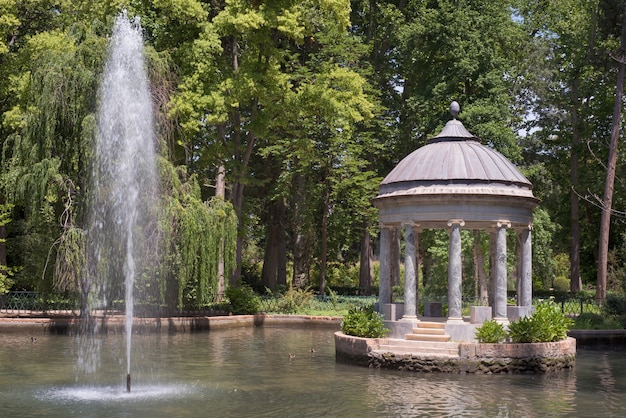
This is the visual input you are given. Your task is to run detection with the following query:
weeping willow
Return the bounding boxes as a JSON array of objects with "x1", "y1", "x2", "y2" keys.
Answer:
[
  {"x1": 159, "y1": 158, "x2": 237, "y2": 309},
  {"x1": 1, "y1": 28, "x2": 104, "y2": 292}
]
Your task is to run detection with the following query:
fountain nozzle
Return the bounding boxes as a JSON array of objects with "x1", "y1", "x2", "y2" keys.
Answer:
[{"x1": 127, "y1": 373, "x2": 131, "y2": 393}]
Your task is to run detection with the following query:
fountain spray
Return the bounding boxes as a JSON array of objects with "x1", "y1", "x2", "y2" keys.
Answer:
[{"x1": 86, "y1": 11, "x2": 158, "y2": 393}]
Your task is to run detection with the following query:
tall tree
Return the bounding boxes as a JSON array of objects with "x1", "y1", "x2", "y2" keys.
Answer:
[
  {"x1": 171, "y1": 0, "x2": 375, "y2": 290},
  {"x1": 598, "y1": 0, "x2": 626, "y2": 300}
]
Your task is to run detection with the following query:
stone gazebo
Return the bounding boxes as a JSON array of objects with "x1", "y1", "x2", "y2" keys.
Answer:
[{"x1": 373, "y1": 103, "x2": 539, "y2": 340}]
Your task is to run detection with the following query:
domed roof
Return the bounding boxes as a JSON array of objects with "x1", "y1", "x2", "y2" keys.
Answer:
[
  {"x1": 381, "y1": 120, "x2": 531, "y2": 188},
  {"x1": 378, "y1": 110, "x2": 536, "y2": 201}
]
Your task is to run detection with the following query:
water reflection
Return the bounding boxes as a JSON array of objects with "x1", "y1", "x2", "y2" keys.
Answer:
[{"x1": 1, "y1": 327, "x2": 626, "y2": 417}]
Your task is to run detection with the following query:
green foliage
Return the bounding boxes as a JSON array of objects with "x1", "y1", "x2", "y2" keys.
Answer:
[
  {"x1": 160, "y1": 162, "x2": 238, "y2": 309},
  {"x1": 552, "y1": 276, "x2": 570, "y2": 292},
  {"x1": 341, "y1": 305, "x2": 389, "y2": 338},
  {"x1": 53, "y1": 225, "x2": 85, "y2": 293},
  {"x1": 226, "y1": 284, "x2": 260, "y2": 315},
  {"x1": 531, "y1": 208, "x2": 558, "y2": 290},
  {"x1": 572, "y1": 313, "x2": 619, "y2": 330},
  {"x1": 475, "y1": 320, "x2": 508, "y2": 343},
  {"x1": 271, "y1": 286, "x2": 315, "y2": 314},
  {"x1": 507, "y1": 315, "x2": 537, "y2": 343},
  {"x1": 508, "y1": 302, "x2": 573, "y2": 343},
  {"x1": 603, "y1": 294, "x2": 626, "y2": 316}
]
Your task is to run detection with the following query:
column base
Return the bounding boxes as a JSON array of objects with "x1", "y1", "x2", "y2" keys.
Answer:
[
  {"x1": 399, "y1": 316, "x2": 419, "y2": 323},
  {"x1": 493, "y1": 317, "x2": 510, "y2": 326},
  {"x1": 446, "y1": 316, "x2": 464, "y2": 324}
]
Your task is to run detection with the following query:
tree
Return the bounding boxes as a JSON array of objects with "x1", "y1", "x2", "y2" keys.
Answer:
[
  {"x1": 597, "y1": 1, "x2": 626, "y2": 301},
  {"x1": 171, "y1": 0, "x2": 375, "y2": 291}
]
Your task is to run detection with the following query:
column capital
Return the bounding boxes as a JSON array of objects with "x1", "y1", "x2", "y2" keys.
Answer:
[
  {"x1": 496, "y1": 220, "x2": 511, "y2": 229},
  {"x1": 402, "y1": 221, "x2": 421, "y2": 228},
  {"x1": 447, "y1": 219, "x2": 465, "y2": 227}
]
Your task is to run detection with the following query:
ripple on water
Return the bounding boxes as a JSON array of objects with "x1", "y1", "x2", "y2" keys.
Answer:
[{"x1": 37, "y1": 383, "x2": 199, "y2": 403}]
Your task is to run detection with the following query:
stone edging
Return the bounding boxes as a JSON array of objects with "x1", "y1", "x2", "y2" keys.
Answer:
[
  {"x1": 0, "y1": 314, "x2": 342, "y2": 334},
  {"x1": 568, "y1": 329, "x2": 626, "y2": 349},
  {"x1": 335, "y1": 332, "x2": 576, "y2": 374}
]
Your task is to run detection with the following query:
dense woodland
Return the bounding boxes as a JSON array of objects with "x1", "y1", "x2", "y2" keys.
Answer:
[{"x1": 1, "y1": 0, "x2": 625, "y2": 309}]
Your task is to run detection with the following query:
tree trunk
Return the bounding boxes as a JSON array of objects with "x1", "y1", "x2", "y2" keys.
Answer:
[
  {"x1": 0, "y1": 200, "x2": 6, "y2": 282},
  {"x1": 292, "y1": 171, "x2": 308, "y2": 288},
  {"x1": 489, "y1": 232, "x2": 496, "y2": 308},
  {"x1": 319, "y1": 186, "x2": 330, "y2": 295},
  {"x1": 570, "y1": 77, "x2": 583, "y2": 292},
  {"x1": 215, "y1": 165, "x2": 226, "y2": 301},
  {"x1": 261, "y1": 232, "x2": 278, "y2": 290},
  {"x1": 473, "y1": 230, "x2": 488, "y2": 304},
  {"x1": 261, "y1": 199, "x2": 286, "y2": 290},
  {"x1": 359, "y1": 223, "x2": 374, "y2": 294},
  {"x1": 597, "y1": 5, "x2": 626, "y2": 301}
]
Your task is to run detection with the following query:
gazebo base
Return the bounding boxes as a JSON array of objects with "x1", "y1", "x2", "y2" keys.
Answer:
[{"x1": 335, "y1": 332, "x2": 576, "y2": 374}]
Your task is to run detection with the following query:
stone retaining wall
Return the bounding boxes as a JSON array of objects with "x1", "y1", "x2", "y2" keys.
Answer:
[
  {"x1": 335, "y1": 332, "x2": 576, "y2": 374},
  {"x1": 0, "y1": 314, "x2": 342, "y2": 334},
  {"x1": 458, "y1": 338, "x2": 576, "y2": 373}
]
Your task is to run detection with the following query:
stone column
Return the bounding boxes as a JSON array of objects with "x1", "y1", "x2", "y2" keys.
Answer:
[
  {"x1": 519, "y1": 225, "x2": 532, "y2": 307},
  {"x1": 447, "y1": 220, "x2": 464, "y2": 322},
  {"x1": 378, "y1": 224, "x2": 393, "y2": 308},
  {"x1": 494, "y1": 221, "x2": 510, "y2": 322},
  {"x1": 402, "y1": 223, "x2": 418, "y2": 320},
  {"x1": 390, "y1": 227, "x2": 401, "y2": 288}
]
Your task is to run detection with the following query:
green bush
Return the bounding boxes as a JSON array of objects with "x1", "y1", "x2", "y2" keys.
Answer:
[
  {"x1": 604, "y1": 295, "x2": 626, "y2": 316},
  {"x1": 573, "y1": 312, "x2": 618, "y2": 330},
  {"x1": 226, "y1": 284, "x2": 260, "y2": 315},
  {"x1": 475, "y1": 320, "x2": 507, "y2": 343},
  {"x1": 552, "y1": 276, "x2": 570, "y2": 292},
  {"x1": 508, "y1": 302, "x2": 573, "y2": 343},
  {"x1": 341, "y1": 305, "x2": 389, "y2": 338},
  {"x1": 507, "y1": 315, "x2": 537, "y2": 343},
  {"x1": 273, "y1": 286, "x2": 314, "y2": 314}
]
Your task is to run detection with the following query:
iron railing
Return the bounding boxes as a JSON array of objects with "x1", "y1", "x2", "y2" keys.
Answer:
[{"x1": 0, "y1": 291, "x2": 607, "y2": 317}]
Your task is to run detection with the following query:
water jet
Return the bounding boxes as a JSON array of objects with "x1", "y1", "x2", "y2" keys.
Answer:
[{"x1": 81, "y1": 11, "x2": 158, "y2": 392}]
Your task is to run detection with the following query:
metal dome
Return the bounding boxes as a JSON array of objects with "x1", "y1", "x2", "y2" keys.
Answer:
[
  {"x1": 378, "y1": 119, "x2": 536, "y2": 201},
  {"x1": 374, "y1": 106, "x2": 538, "y2": 228}
]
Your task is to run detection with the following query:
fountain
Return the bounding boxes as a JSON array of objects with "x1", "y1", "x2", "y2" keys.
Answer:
[{"x1": 82, "y1": 12, "x2": 158, "y2": 393}]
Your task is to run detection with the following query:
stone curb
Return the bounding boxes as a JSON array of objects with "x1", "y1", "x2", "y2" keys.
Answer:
[{"x1": 0, "y1": 314, "x2": 342, "y2": 334}]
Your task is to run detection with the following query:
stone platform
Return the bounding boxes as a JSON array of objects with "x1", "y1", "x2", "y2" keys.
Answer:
[{"x1": 335, "y1": 331, "x2": 576, "y2": 374}]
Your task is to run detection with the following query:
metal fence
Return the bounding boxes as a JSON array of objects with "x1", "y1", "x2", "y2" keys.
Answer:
[
  {"x1": 0, "y1": 291, "x2": 42, "y2": 312},
  {"x1": 0, "y1": 291, "x2": 608, "y2": 317}
]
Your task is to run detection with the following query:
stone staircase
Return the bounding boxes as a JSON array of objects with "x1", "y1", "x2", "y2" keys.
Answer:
[
  {"x1": 406, "y1": 321, "x2": 450, "y2": 342},
  {"x1": 374, "y1": 322, "x2": 460, "y2": 358}
]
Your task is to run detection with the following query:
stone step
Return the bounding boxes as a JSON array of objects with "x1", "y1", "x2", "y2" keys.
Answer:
[
  {"x1": 412, "y1": 327, "x2": 446, "y2": 335},
  {"x1": 416, "y1": 321, "x2": 446, "y2": 329},
  {"x1": 405, "y1": 333, "x2": 451, "y2": 342}
]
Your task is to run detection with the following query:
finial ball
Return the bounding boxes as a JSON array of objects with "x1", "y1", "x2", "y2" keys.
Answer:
[{"x1": 450, "y1": 101, "x2": 460, "y2": 119}]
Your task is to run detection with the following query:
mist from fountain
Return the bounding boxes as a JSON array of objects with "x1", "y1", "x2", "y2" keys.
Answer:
[{"x1": 80, "y1": 12, "x2": 158, "y2": 392}]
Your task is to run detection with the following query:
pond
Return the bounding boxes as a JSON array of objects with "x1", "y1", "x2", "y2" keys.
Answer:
[{"x1": 0, "y1": 325, "x2": 624, "y2": 417}]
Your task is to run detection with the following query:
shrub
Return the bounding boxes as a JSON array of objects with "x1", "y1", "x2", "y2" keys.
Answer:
[
  {"x1": 341, "y1": 305, "x2": 389, "y2": 338},
  {"x1": 273, "y1": 286, "x2": 314, "y2": 314},
  {"x1": 552, "y1": 276, "x2": 570, "y2": 292},
  {"x1": 475, "y1": 320, "x2": 507, "y2": 343},
  {"x1": 507, "y1": 315, "x2": 537, "y2": 343},
  {"x1": 604, "y1": 294, "x2": 626, "y2": 316},
  {"x1": 508, "y1": 302, "x2": 573, "y2": 343},
  {"x1": 226, "y1": 284, "x2": 260, "y2": 315},
  {"x1": 573, "y1": 313, "x2": 618, "y2": 330}
]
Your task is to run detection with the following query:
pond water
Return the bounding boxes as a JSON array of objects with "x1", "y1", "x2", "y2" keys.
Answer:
[{"x1": 0, "y1": 325, "x2": 624, "y2": 417}]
